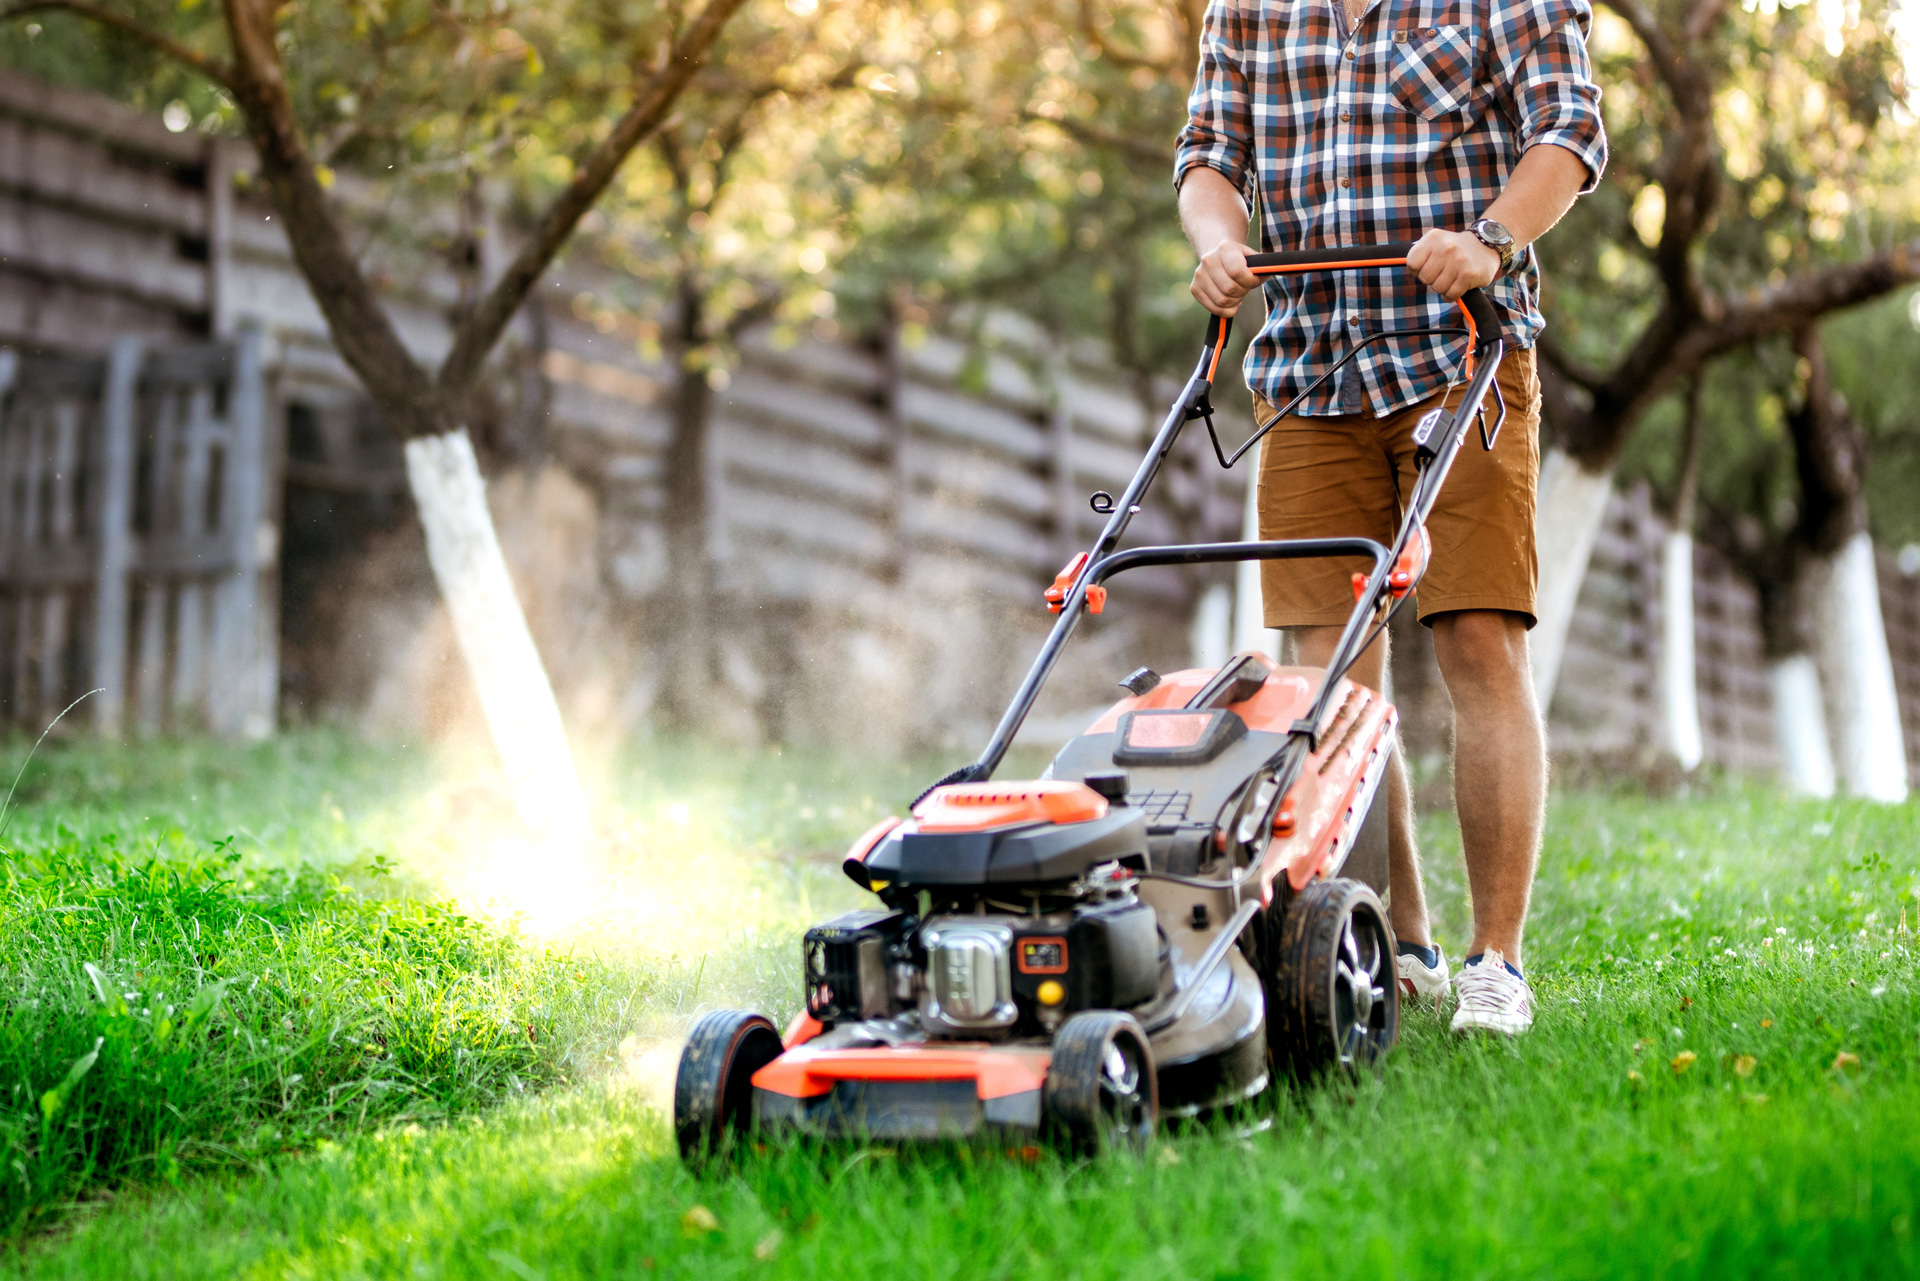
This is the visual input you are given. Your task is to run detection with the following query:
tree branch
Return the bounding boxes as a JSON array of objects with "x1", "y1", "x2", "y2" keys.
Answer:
[
  {"x1": 1021, "y1": 108, "x2": 1175, "y2": 165},
  {"x1": 0, "y1": 0, "x2": 238, "y2": 91},
  {"x1": 1563, "y1": 241, "x2": 1920, "y2": 467},
  {"x1": 219, "y1": 0, "x2": 445, "y2": 433},
  {"x1": 1533, "y1": 329, "x2": 1605, "y2": 392},
  {"x1": 1076, "y1": 0, "x2": 1176, "y2": 72},
  {"x1": 437, "y1": 0, "x2": 751, "y2": 395},
  {"x1": 1694, "y1": 243, "x2": 1920, "y2": 359}
]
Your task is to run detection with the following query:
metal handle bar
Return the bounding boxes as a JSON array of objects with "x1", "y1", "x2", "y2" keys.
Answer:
[
  {"x1": 1086, "y1": 537, "x2": 1389, "y2": 586},
  {"x1": 938, "y1": 246, "x2": 1505, "y2": 794}
]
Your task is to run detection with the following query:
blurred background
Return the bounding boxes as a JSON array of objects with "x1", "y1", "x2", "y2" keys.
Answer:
[{"x1": 2, "y1": 0, "x2": 1919, "y2": 798}]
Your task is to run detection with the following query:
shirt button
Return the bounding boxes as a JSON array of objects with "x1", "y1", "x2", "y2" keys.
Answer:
[
  {"x1": 1340, "y1": 177, "x2": 1352, "y2": 188},
  {"x1": 1345, "y1": 49, "x2": 1356, "y2": 59},
  {"x1": 1340, "y1": 111, "x2": 1352, "y2": 122}
]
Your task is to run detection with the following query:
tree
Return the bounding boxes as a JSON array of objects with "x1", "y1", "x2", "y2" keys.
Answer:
[
  {"x1": 1528, "y1": 0, "x2": 1920, "y2": 706},
  {"x1": 1680, "y1": 324, "x2": 1909, "y2": 798},
  {"x1": 2, "y1": 0, "x2": 750, "y2": 837}
]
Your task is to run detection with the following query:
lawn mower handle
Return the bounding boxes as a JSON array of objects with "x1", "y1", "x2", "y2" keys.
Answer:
[
  {"x1": 939, "y1": 245, "x2": 1506, "y2": 795},
  {"x1": 1198, "y1": 245, "x2": 1502, "y2": 385}
]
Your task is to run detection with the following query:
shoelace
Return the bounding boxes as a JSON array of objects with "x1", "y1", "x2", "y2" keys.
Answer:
[{"x1": 1455, "y1": 967, "x2": 1531, "y2": 1012}]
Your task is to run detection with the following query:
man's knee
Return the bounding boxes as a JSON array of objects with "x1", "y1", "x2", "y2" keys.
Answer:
[{"x1": 1430, "y1": 610, "x2": 1532, "y2": 694}]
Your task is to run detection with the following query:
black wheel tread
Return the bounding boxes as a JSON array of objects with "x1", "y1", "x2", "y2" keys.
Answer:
[{"x1": 674, "y1": 1009, "x2": 782, "y2": 1163}]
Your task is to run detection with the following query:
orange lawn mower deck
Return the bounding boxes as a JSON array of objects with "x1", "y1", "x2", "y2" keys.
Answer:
[{"x1": 674, "y1": 245, "x2": 1509, "y2": 1157}]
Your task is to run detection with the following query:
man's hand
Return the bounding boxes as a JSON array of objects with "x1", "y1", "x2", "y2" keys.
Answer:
[
  {"x1": 1407, "y1": 228, "x2": 1501, "y2": 302},
  {"x1": 1190, "y1": 239, "x2": 1260, "y2": 316}
]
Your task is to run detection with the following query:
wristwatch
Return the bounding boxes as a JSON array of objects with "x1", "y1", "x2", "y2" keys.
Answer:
[{"x1": 1469, "y1": 218, "x2": 1520, "y2": 276}]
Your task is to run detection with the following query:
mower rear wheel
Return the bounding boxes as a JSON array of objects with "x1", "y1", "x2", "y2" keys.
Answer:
[
  {"x1": 674, "y1": 1009, "x2": 783, "y2": 1163},
  {"x1": 1043, "y1": 1010, "x2": 1157, "y2": 1153},
  {"x1": 1269, "y1": 877, "x2": 1398, "y2": 1076}
]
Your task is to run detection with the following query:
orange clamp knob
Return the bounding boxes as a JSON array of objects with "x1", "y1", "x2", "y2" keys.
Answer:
[
  {"x1": 1045, "y1": 552, "x2": 1090, "y2": 614},
  {"x1": 1389, "y1": 526, "x2": 1431, "y2": 600}
]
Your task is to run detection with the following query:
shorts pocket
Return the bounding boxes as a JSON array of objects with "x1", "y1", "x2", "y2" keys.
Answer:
[{"x1": 1389, "y1": 25, "x2": 1478, "y2": 119}]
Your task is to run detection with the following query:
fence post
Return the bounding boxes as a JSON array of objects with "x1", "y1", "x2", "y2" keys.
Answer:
[
  {"x1": 879, "y1": 295, "x2": 914, "y2": 581},
  {"x1": 1047, "y1": 348, "x2": 1076, "y2": 568},
  {"x1": 91, "y1": 337, "x2": 143, "y2": 735},
  {"x1": 209, "y1": 326, "x2": 272, "y2": 737},
  {"x1": 204, "y1": 139, "x2": 235, "y2": 339}
]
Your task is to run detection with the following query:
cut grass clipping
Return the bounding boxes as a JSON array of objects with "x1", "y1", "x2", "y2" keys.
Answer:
[{"x1": 0, "y1": 834, "x2": 616, "y2": 1232}]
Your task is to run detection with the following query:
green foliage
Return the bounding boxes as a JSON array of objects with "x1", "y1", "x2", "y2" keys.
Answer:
[
  {"x1": 0, "y1": 725, "x2": 942, "y2": 1238},
  {"x1": 0, "y1": 823, "x2": 640, "y2": 1233}
]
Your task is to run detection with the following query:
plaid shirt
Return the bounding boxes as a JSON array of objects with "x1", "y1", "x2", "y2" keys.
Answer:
[{"x1": 1175, "y1": 0, "x2": 1607, "y2": 417}]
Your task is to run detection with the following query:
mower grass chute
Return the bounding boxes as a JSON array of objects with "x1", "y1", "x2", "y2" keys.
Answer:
[{"x1": 675, "y1": 246, "x2": 1506, "y2": 1159}]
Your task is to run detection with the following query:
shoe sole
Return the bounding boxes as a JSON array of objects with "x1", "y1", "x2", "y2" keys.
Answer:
[{"x1": 1450, "y1": 1011, "x2": 1531, "y2": 1036}]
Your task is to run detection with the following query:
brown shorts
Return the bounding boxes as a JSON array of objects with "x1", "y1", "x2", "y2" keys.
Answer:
[{"x1": 1254, "y1": 347, "x2": 1541, "y2": 629}]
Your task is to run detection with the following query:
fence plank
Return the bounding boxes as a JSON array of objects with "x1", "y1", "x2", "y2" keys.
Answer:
[
  {"x1": 90, "y1": 337, "x2": 142, "y2": 734},
  {"x1": 208, "y1": 327, "x2": 271, "y2": 737}
]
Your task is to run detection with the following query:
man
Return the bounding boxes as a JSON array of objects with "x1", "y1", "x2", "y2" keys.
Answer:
[{"x1": 1175, "y1": 0, "x2": 1606, "y2": 1034}]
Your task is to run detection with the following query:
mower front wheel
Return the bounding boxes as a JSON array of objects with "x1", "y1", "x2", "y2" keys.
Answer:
[
  {"x1": 1043, "y1": 1010, "x2": 1157, "y2": 1153},
  {"x1": 1269, "y1": 877, "x2": 1398, "y2": 1077},
  {"x1": 674, "y1": 1009, "x2": 783, "y2": 1164}
]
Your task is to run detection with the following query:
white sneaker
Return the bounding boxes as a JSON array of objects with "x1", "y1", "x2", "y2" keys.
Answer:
[
  {"x1": 1395, "y1": 942, "x2": 1451, "y2": 1006},
  {"x1": 1450, "y1": 950, "x2": 1534, "y2": 1036}
]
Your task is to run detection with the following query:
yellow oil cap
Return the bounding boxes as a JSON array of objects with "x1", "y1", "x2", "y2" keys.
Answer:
[{"x1": 1036, "y1": 979, "x2": 1066, "y2": 1006}]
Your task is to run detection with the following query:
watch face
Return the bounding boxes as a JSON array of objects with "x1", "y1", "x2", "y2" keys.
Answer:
[{"x1": 1475, "y1": 220, "x2": 1514, "y2": 247}]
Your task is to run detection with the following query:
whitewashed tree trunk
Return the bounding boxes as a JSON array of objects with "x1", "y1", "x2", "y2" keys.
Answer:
[
  {"x1": 1804, "y1": 532, "x2": 1909, "y2": 802},
  {"x1": 1233, "y1": 465, "x2": 1280, "y2": 659},
  {"x1": 405, "y1": 429, "x2": 592, "y2": 845},
  {"x1": 1659, "y1": 531, "x2": 1704, "y2": 770},
  {"x1": 1530, "y1": 447, "x2": 1615, "y2": 710},
  {"x1": 1191, "y1": 583, "x2": 1233, "y2": 669},
  {"x1": 1770, "y1": 654, "x2": 1837, "y2": 797}
]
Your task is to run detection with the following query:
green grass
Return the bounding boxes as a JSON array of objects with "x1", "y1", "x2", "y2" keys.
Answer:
[{"x1": 1, "y1": 737, "x2": 1918, "y2": 1278}]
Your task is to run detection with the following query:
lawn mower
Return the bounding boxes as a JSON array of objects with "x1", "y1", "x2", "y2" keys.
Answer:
[{"x1": 675, "y1": 246, "x2": 1507, "y2": 1156}]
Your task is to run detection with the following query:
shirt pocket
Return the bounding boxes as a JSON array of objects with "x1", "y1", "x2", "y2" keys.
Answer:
[{"x1": 1388, "y1": 24, "x2": 1479, "y2": 120}]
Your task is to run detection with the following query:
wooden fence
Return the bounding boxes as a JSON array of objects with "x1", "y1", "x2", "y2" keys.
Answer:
[
  {"x1": 3, "y1": 66, "x2": 1917, "y2": 777},
  {"x1": 0, "y1": 66, "x2": 1241, "y2": 752},
  {"x1": 0, "y1": 332, "x2": 276, "y2": 737}
]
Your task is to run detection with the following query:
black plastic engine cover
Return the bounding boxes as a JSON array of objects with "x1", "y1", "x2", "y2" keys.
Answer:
[
  {"x1": 868, "y1": 810, "x2": 1149, "y2": 887},
  {"x1": 1065, "y1": 900, "x2": 1160, "y2": 1009},
  {"x1": 803, "y1": 909, "x2": 902, "y2": 1021}
]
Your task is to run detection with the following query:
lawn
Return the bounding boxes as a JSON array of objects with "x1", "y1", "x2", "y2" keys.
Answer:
[{"x1": 0, "y1": 732, "x2": 1916, "y2": 1279}]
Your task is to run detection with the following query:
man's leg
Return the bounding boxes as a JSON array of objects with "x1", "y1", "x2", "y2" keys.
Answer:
[
  {"x1": 1285, "y1": 625, "x2": 1432, "y2": 950},
  {"x1": 1429, "y1": 609, "x2": 1546, "y2": 969}
]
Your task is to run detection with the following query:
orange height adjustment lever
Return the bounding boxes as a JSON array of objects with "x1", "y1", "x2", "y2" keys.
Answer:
[
  {"x1": 1045, "y1": 552, "x2": 1107, "y2": 615},
  {"x1": 1350, "y1": 525, "x2": 1431, "y2": 603}
]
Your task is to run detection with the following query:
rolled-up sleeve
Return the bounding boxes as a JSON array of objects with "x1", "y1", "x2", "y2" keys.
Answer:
[
  {"x1": 1174, "y1": 0, "x2": 1256, "y2": 199},
  {"x1": 1493, "y1": 0, "x2": 1608, "y2": 192}
]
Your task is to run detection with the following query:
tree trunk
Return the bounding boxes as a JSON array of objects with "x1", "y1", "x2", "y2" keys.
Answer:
[
  {"x1": 1529, "y1": 446, "x2": 1614, "y2": 708},
  {"x1": 1232, "y1": 462, "x2": 1279, "y2": 659},
  {"x1": 1191, "y1": 583, "x2": 1233, "y2": 668},
  {"x1": 1659, "y1": 381, "x2": 1705, "y2": 770},
  {"x1": 656, "y1": 272, "x2": 717, "y2": 727},
  {"x1": 1769, "y1": 655, "x2": 1836, "y2": 796},
  {"x1": 1782, "y1": 328, "x2": 1907, "y2": 801},
  {"x1": 1658, "y1": 531, "x2": 1704, "y2": 770},
  {"x1": 405, "y1": 430, "x2": 592, "y2": 846},
  {"x1": 1804, "y1": 533, "x2": 1908, "y2": 801}
]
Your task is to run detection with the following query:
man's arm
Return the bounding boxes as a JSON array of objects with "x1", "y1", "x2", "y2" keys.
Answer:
[
  {"x1": 1182, "y1": 166, "x2": 1261, "y2": 316},
  {"x1": 1406, "y1": 143, "x2": 1591, "y2": 302}
]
